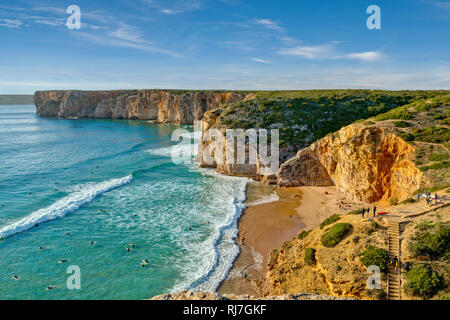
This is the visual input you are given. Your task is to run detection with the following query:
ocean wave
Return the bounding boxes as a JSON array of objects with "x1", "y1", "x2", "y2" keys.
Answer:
[
  {"x1": 146, "y1": 142, "x2": 199, "y2": 163},
  {"x1": 168, "y1": 168, "x2": 250, "y2": 293},
  {"x1": 246, "y1": 192, "x2": 280, "y2": 206},
  {"x1": 0, "y1": 175, "x2": 133, "y2": 239}
]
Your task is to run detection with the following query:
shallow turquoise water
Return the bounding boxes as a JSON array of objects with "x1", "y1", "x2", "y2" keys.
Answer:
[{"x1": 0, "y1": 105, "x2": 247, "y2": 299}]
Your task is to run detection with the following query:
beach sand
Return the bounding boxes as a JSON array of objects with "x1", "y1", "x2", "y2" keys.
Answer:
[{"x1": 218, "y1": 182, "x2": 340, "y2": 296}]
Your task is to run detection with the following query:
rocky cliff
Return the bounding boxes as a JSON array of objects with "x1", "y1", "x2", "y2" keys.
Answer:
[
  {"x1": 35, "y1": 90, "x2": 449, "y2": 202},
  {"x1": 265, "y1": 214, "x2": 389, "y2": 300},
  {"x1": 151, "y1": 290, "x2": 352, "y2": 300},
  {"x1": 198, "y1": 107, "x2": 278, "y2": 182},
  {"x1": 196, "y1": 90, "x2": 449, "y2": 201},
  {"x1": 278, "y1": 124, "x2": 423, "y2": 203},
  {"x1": 34, "y1": 90, "x2": 247, "y2": 124}
]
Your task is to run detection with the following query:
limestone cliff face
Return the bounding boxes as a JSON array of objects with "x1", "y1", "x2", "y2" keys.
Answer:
[
  {"x1": 151, "y1": 290, "x2": 352, "y2": 300},
  {"x1": 278, "y1": 124, "x2": 422, "y2": 203},
  {"x1": 34, "y1": 90, "x2": 247, "y2": 124},
  {"x1": 198, "y1": 108, "x2": 285, "y2": 183}
]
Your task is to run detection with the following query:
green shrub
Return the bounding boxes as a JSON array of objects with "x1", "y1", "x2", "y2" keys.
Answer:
[
  {"x1": 405, "y1": 264, "x2": 444, "y2": 298},
  {"x1": 304, "y1": 248, "x2": 316, "y2": 265},
  {"x1": 389, "y1": 198, "x2": 398, "y2": 206},
  {"x1": 398, "y1": 131, "x2": 415, "y2": 141},
  {"x1": 298, "y1": 230, "x2": 312, "y2": 240},
  {"x1": 420, "y1": 161, "x2": 450, "y2": 172},
  {"x1": 445, "y1": 142, "x2": 450, "y2": 151},
  {"x1": 374, "y1": 106, "x2": 413, "y2": 121},
  {"x1": 321, "y1": 223, "x2": 353, "y2": 248},
  {"x1": 347, "y1": 209, "x2": 363, "y2": 215},
  {"x1": 410, "y1": 126, "x2": 450, "y2": 143},
  {"x1": 320, "y1": 214, "x2": 341, "y2": 229},
  {"x1": 429, "y1": 153, "x2": 449, "y2": 162},
  {"x1": 360, "y1": 246, "x2": 389, "y2": 273},
  {"x1": 440, "y1": 117, "x2": 450, "y2": 125},
  {"x1": 393, "y1": 120, "x2": 411, "y2": 128},
  {"x1": 408, "y1": 224, "x2": 450, "y2": 259},
  {"x1": 432, "y1": 114, "x2": 447, "y2": 120},
  {"x1": 370, "y1": 221, "x2": 378, "y2": 230}
]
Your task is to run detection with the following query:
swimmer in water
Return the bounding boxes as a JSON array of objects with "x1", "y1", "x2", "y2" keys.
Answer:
[
  {"x1": 12, "y1": 275, "x2": 20, "y2": 280},
  {"x1": 89, "y1": 240, "x2": 96, "y2": 245},
  {"x1": 58, "y1": 260, "x2": 68, "y2": 263},
  {"x1": 46, "y1": 285, "x2": 56, "y2": 291},
  {"x1": 141, "y1": 259, "x2": 149, "y2": 267}
]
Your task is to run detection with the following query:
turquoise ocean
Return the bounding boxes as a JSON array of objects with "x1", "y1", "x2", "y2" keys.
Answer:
[{"x1": 0, "y1": 105, "x2": 248, "y2": 299}]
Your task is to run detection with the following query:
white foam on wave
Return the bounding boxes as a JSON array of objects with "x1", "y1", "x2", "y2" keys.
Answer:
[
  {"x1": 167, "y1": 164, "x2": 250, "y2": 293},
  {"x1": 146, "y1": 131, "x2": 201, "y2": 162},
  {"x1": 0, "y1": 175, "x2": 133, "y2": 239},
  {"x1": 246, "y1": 192, "x2": 280, "y2": 206},
  {"x1": 146, "y1": 143, "x2": 196, "y2": 159}
]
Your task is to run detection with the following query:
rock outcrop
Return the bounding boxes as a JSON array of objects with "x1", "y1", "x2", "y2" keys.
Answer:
[
  {"x1": 34, "y1": 90, "x2": 247, "y2": 124},
  {"x1": 278, "y1": 124, "x2": 422, "y2": 203},
  {"x1": 198, "y1": 108, "x2": 284, "y2": 183},
  {"x1": 266, "y1": 214, "x2": 389, "y2": 300},
  {"x1": 151, "y1": 290, "x2": 352, "y2": 300}
]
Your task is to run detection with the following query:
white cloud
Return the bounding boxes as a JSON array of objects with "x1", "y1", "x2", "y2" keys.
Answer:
[
  {"x1": 345, "y1": 51, "x2": 383, "y2": 62},
  {"x1": 422, "y1": 0, "x2": 450, "y2": 11},
  {"x1": 0, "y1": 18, "x2": 22, "y2": 28},
  {"x1": 75, "y1": 31, "x2": 181, "y2": 57},
  {"x1": 110, "y1": 24, "x2": 145, "y2": 43},
  {"x1": 280, "y1": 42, "x2": 384, "y2": 62},
  {"x1": 142, "y1": 0, "x2": 202, "y2": 14},
  {"x1": 279, "y1": 43, "x2": 336, "y2": 59},
  {"x1": 254, "y1": 19, "x2": 283, "y2": 32},
  {"x1": 161, "y1": 9, "x2": 177, "y2": 14},
  {"x1": 34, "y1": 18, "x2": 65, "y2": 27},
  {"x1": 252, "y1": 58, "x2": 271, "y2": 64},
  {"x1": 30, "y1": 6, "x2": 66, "y2": 15}
]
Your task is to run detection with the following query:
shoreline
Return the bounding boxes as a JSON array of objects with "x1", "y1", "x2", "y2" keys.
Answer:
[{"x1": 218, "y1": 182, "x2": 340, "y2": 296}]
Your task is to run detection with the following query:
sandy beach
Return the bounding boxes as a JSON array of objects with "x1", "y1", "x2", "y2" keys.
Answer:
[{"x1": 218, "y1": 182, "x2": 340, "y2": 296}]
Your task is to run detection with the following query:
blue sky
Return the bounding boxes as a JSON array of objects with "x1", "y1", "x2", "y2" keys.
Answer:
[{"x1": 0, "y1": 0, "x2": 449, "y2": 93}]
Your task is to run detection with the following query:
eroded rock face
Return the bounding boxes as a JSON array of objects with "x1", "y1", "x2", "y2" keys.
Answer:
[
  {"x1": 150, "y1": 290, "x2": 352, "y2": 300},
  {"x1": 198, "y1": 108, "x2": 286, "y2": 183},
  {"x1": 278, "y1": 124, "x2": 422, "y2": 202},
  {"x1": 34, "y1": 90, "x2": 247, "y2": 124}
]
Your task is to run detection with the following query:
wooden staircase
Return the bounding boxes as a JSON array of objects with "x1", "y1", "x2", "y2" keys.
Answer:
[{"x1": 387, "y1": 220, "x2": 402, "y2": 300}]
